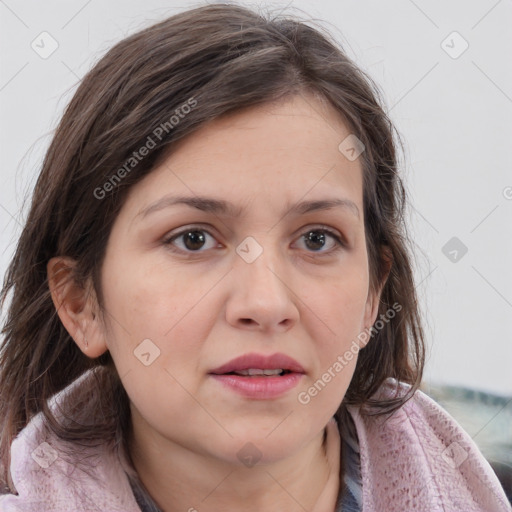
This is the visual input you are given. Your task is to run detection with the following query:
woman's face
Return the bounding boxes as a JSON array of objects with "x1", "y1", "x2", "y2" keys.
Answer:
[{"x1": 98, "y1": 93, "x2": 382, "y2": 465}]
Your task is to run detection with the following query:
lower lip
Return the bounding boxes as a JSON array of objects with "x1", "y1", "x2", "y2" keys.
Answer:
[{"x1": 209, "y1": 373, "x2": 303, "y2": 399}]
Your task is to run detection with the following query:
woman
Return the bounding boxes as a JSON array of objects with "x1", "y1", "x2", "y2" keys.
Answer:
[{"x1": 0, "y1": 3, "x2": 509, "y2": 511}]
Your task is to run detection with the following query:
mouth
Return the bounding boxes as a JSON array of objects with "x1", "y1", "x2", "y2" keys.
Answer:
[
  {"x1": 222, "y1": 368, "x2": 293, "y2": 377},
  {"x1": 209, "y1": 353, "x2": 305, "y2": 399},
  {"x1": 209, "y1": 352, "x2": 305, "y2": 375}
]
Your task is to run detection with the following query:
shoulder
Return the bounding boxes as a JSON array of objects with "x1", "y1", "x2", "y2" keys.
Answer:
[
  {"x1": 346, "y1": 378, "x2": 511, "y2": 511},
  {"x1": 0, "y1": 371, "x2": 139, "y2": 512}
]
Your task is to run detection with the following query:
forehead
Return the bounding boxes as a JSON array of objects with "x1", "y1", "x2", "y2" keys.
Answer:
[{"x1": 125, "y1": 94, "x2": 364, "y2": 220}]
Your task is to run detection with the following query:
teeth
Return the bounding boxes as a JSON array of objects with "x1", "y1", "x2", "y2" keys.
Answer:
[{"x1": 233, "y1": 368, "x2": 284, "y2": 376}]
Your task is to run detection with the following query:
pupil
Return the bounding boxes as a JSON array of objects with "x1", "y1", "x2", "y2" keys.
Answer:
[
  {"x1": 184, "y1": 230, "x2": 206, "y2": 250},
  {"x1": 305, "y1": 231, "x2": 325, "y2": 251}
]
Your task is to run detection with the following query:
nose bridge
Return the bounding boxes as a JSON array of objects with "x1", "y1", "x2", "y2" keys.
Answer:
[
  {"x1": 234, "y1": 233, "x2": 287, "y2": 295},
  {"x1": 226, "y1": 233, "x2": 299, "y2": 331}
]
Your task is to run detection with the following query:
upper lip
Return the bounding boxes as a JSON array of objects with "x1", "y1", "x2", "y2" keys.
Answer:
[{"x1": 210, "y1": 352, "x2": 305, "y2": 375}]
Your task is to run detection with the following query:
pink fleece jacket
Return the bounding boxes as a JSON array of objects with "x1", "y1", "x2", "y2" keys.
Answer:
[{"x1": 0, "y1": 375, "x2": 510, "y2": 511}]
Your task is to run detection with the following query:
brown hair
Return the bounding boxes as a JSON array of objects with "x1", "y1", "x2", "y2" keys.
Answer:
[{"x1": 0, "y1": 2, "x2": 425, "y2": 491}]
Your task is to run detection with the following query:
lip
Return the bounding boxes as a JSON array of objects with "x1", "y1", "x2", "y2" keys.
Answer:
[
  {"x1": 210, "y1": 373, "x2": 303, "y2": 399},
  {"x1": 210, "y1": 352, "x2": 305, "y2": 375},
  {"x1": 209, "y1": 352, "x2": 305, "y2": 400}
]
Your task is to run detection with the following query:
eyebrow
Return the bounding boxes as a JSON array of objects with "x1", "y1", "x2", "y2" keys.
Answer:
[{"x1": 136, "y1": 194, "x2": 360, "y2": 221}]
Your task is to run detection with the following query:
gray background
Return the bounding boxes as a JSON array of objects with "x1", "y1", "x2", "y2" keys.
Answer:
[{"x1": 1, "y1": 0, "x2": 511, "y2": 396}]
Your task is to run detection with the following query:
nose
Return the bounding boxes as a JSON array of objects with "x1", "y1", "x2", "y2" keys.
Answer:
[{"x1": 225, "y1": 241, "x2": 300, "y2": 334}]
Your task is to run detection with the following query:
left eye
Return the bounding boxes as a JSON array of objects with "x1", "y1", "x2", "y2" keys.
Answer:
[
  {"x1": 163, "y1": 226, "x2": 344, "y2": 254},
  {"x1": 294, "y1": 228, "x2": 345, "y2": 253}
]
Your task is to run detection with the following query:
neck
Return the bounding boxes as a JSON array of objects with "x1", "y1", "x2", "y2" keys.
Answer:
[{"x1": 127, "y1": 414, "x2": 341, "y2": 512}]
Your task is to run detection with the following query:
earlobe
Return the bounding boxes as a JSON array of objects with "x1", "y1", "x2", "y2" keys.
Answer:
[{"x1": 47, "y1": 257, "x2": 108, "y2": 358}]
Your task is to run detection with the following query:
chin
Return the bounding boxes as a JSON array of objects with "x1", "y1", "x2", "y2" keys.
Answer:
[{"x1": 227, "y1": 429, "x2": 307, "y2": 464}]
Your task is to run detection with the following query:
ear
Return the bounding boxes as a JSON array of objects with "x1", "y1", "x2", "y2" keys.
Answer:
[
  {"x1": 360, "y1": 245, "x2": 393, "y2": 348},
  {"x1": 47, "y1": 256, "x2": 108, "y2": 358}
]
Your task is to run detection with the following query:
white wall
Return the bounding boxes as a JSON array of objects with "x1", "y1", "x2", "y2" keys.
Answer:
[{"x1": 1, "y1": 0, "x2": 511, "y2": 395}]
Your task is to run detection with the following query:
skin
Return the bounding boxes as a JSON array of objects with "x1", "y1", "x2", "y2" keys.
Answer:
[{"x1": 48, "y1": 92, "x2": 389, "y2": 511}]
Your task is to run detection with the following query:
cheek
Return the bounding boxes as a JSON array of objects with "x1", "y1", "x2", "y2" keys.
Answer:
[
  {"x1": 307, "y1": 269, "x2": 370, "y2": 344},
  {"x1": 100, "y1": 286, "x2": 208, "y2": 435},
  {"x1": 101, "y1": 254, "x2": 193, "y2": 343},
  {"x1": 296, "y1": 269, "x2": 369, "y2": 404},
  {"x1": 99, "y1": 256, "x2": 213, "y2": 394}
]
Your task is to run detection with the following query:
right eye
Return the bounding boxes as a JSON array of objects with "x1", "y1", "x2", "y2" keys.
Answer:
[{"x1": 162, "y1": 226, "x2": 221, "y2": 253}]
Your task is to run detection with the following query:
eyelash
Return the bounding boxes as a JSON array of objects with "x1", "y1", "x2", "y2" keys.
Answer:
[{"x1": 162, "y1": 224, "x2": 346, "y2": 256}]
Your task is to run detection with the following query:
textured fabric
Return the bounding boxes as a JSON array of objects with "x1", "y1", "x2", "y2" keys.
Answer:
[
  {"x1": 347, "y1": 379, "x2": 511, "y2": 511},
  {"x1": 129, "y1": 478, "x2": 161, "y2": 512},
  {"x1": 0, "y1": 373, "x2": 510, "y2": 511}
]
